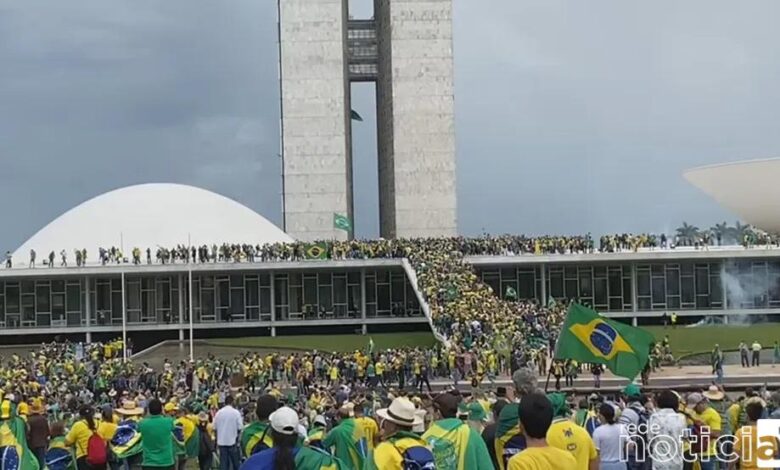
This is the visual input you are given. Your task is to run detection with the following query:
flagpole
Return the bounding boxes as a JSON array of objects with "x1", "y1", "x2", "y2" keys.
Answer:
[{"x1": 188, "y1": 233, "x2": 194, "y2": 362}]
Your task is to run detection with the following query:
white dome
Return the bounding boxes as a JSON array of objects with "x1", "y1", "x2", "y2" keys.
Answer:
[
  {"x1": 684, "y1": 158, "x2": 780, "y2": 233},
  {"x1": 13, "y1": 183, "x2": 293, "y2": 261}
]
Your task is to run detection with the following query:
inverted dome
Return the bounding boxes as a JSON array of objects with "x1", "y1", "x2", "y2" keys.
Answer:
[
  {"x1": 684, "y1": 158, "x2": 780, "y2": 233},
  {"x1": 14, "y1": 183, "x2": 293, "y2": 261}
]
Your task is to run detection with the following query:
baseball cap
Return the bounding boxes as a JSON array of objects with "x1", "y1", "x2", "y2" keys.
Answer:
[
  {"x1": 270, "y1": 407, "x2": 299, "y2": 435},
  {"x1": 686, "y1": 393, "x2": 706, "y2": 407}
]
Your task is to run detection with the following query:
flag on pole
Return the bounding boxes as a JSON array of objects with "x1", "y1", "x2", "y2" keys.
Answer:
[
  {"x1": 554, "y1": 303, "x2": 654, "y2": 379},
  {"x1": 505, "y1": 286, "x2": 518, "y2": 301},
  {"x1": 350, "y1": 109, "x2": 364, "y2": 121},
  {"x1": 333, "y1": 213, "x2": 352, "y2": 232},
  {"x1": 367, "y1": 337, "x2": 375, "y2": 354}
]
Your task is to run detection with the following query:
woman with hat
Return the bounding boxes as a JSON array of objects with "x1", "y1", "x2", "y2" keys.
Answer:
[
  {"x1": 240, "y1": 406, "x2": 344, "y2": 470},
  {"x1": 366, "y1": 397, "x2": 431, "y2": 470}
]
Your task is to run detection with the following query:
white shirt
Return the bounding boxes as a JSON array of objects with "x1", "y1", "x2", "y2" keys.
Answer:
[
  {"x1": 213, "y1": 405, "x2": 243, "y2": 446},
  {"x1": 647, "y1": 409, "x2": 686, "y2": 470},
  {"x1": 592, "y1": 423, "x2": 628, "y2": 463}
]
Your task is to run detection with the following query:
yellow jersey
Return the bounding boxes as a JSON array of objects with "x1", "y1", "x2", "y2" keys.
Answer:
[
  {"x1": 694, "y1": 407, "x2": 722, "y2": 457},
  {"x1": 507, "y1": 446, "x2": 578, "y2": 470},
  {"x1": 546, "y1": 419, "x2": 597, "y2": 470},
  {"x1": 734, "y1": 424, "x2": 778, "y2": 470},
  {"x1": 355, "y1": 416, "x2": 379, "y2": 452}
]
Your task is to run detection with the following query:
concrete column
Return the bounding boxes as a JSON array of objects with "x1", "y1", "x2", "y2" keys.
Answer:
[
  {"x1": 270, "y1": 271, "x2": 276, "y2": 334},
  {"x1": 86, "y1": 331, "x2": 92, "y2": 343},
  {"x1": 720, "y1": 261, "x2": 728, "y2": 309},
  {"x1": 632, "y1": 317, "x2": 638, "y2": 327},
  {"x1": 178, "y1": 274, "x2": 184, "y2": 342},
  {"x1": 631, "y1": 263, "x2": 639, "y2": 313},
  {"x1": 84, "y1": 276, "x2": 91, "y2": 329},
  {"x1": 361, "y1": 268, "x2": 367, "y2": 335},
  {"x1": 539, "y1": 264, "x2": 547, "y2": 304}
]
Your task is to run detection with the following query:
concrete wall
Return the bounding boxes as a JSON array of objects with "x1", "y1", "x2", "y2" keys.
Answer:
[
  {"x1": 280, "y1": 0, "x2": 351, "y2": 241},
  {"x1": 375, "y1": 0, "x2": 457, "y2": 238}
]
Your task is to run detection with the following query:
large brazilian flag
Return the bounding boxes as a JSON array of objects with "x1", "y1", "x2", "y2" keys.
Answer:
[
  {"x1": 0, "y1": 405, "x2": 40, "y2": 470},
  {"x1": 304, "y1": 243, "x2": 329, "y2": 260},
  {"x1": 111, "y1": 421, "x2": 143, "y2": 459},
  {"x1": 554, "y1": 303, "x2": 654, "y2": 379},
  {"x1": 241, "y1": 422, "x2": 273, "y2": 458}
]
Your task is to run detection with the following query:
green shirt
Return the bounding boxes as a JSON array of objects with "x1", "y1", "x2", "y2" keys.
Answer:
[{"x1": 138, "y1": 415, "x2": 176, "y2": 467}]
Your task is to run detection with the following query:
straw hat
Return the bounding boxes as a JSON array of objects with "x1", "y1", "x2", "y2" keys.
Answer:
[
  {"x1": 702, "y1": 385, "x2": 725, "y2": 401},
  {"x1": 376, "y1": 398, "x2": 423, "y2": 428},
  {"x1": 116, "y1": 400, "x2": 144, "y2": 416}
]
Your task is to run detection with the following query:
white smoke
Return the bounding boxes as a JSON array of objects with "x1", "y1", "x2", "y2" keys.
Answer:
[{"x1": 720, "y1": 262, "x2": 771, "y2": 325}]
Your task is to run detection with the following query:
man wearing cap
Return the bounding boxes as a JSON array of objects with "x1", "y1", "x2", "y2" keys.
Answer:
[
  {"x1": 423, "y1": 392, "x2": 493, "y2": 470},
  {"x1": 618, "y1": 384, "x2": 650, "y2": 470},
  {"x1": 685, "y1": 392, "x2": 721, "y2": 470},
  {"x1": 494, "y1": 368, "x2": 537, "y2": 470},
  {"x1": 546, "y1": 393, "x2": 598, "y2": 470},
  {"x1": 365, "y1": 397, "x2": 431, "y2": 470},
  {"x1": 27, "y1": 398, "x2": 49, "y2": 469},
  {"x1": 307, "y1": 415, "x2": 328, "y2": 450},
  {"x1": 240, "y1": 406, "x2": 344, "y2": 470},
  {"x1": 322, "y1": 403, "x2": 366, "y2": 470}
]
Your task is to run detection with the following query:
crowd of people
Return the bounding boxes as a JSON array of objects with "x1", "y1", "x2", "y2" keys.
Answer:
[
  {"x1": 1, "y1": 341, "x2": 777, "y2": 470},
  {"x1": 5, "y1": 223, "x2": 779, "y2": 270}
]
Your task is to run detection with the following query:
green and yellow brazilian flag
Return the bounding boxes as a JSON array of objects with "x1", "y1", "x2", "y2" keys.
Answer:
[
  {"x1": 305, "y1": 242, "x2": 329, "y2": 260},
  {"x1": 554, "y1": 303, "x2": 654, "y2": 379}
]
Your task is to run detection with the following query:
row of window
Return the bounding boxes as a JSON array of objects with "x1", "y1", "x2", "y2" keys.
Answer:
[{"x1": 0, "y1": 270, "x2": 422, "y2": 329}]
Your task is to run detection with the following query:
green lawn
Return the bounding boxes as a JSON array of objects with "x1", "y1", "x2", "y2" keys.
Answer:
[
  {"x1": 643, "y1": 324, "x2": 780, "y2": 357},
  {"x1": 207, "y1": 332, "x2": 437, "y2": 352}
]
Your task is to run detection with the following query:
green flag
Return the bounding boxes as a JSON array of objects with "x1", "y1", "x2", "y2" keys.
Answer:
[
  {"x1": 367, "y1": 337, "x2": 375, "y2": 354},
  {"x1": 554, "y1": 303, "x2": 654, "y2": 379},
  {"x1": 333, "y1": 213, "x2": 352, "y2": 232},
  {"x1": 304, "y1": 242, "x2": 328, "y2": 260},
  {"x1": 505, "y1": 286, "x2": 518, "y2": 300},
  {"x1": 0, "y1": 411, "x2": 40, "y2": 470},
  {"x1": 350, "y1": 109, "x2": 364, "y2": 121}
]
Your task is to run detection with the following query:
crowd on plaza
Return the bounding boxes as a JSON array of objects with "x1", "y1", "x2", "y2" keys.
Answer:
[{"x1": 0, "y1": 338, "x2": 777, "y2": 470}]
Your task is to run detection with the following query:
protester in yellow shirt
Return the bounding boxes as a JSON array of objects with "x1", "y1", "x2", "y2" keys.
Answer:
[
  {"x1": 733, "y1": 400, "x2": 777, "y2": 470},
  {"x1": 367, "y1": 397, "x2": 428, "y2": 470},
  {"x1": 545, "y1": 393, "x2": 598, "y2": 470},
  {"x1": 65, "y1": 405, "x2": 102, "y2": 461},
  {"x1": 508, "y1": 393, "x2": 577, "y2": 470},
  {"x1": 687, "y1": 392, "x2": 722, "y2": 461},
  {"x1": 354, "y1": 399, "x2": 379, "y2": 452}
]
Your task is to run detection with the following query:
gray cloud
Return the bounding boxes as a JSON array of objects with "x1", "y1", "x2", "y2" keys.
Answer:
[{"x1": 2, "y1": 0, "x2": 780, "y2": 251}]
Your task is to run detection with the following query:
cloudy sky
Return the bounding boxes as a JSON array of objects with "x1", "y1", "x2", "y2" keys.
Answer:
[{"x1": 2, "y1": 0, "x2": 780, "y2": 251}]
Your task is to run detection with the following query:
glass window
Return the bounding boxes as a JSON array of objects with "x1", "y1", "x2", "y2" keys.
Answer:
[
  {"x1": 391, "y1": 275, "x2": 405, "y2": 303},
  {"x1": 127, "y1": 283, "x2": 141, "y2": 310},
  {"x1": 695, "y1": 267, "x2": 709, "y2": 296},
  {"x1": 21, "y1": 281, "x2": 34, "y2": 294},
  {"x1": 593, "y1": 266, "x2": 606, "y2": 278},
  {"x1": 157, "y1": 283, "x2": 171, "y2": 309},
  {"x1": 201, "y1": 290, "x2": 215, "y2": 320},
  {"x1": 231, "y1": 288, "x2": 245, "y2": 315},
  {"x1": 52, "y1": 280, "x2": 65, "y2": 293},
  {"x1": 377, "y1": 284, "x2": 390, "y2": 312},
  {"x1": 652, "y1": 277, "x2": 665, "y2": 305},
  {"x1": 274, "y1": 278, "x2": 288, "y2": 307},
  {"x1": 608, "y1": 271, "x2": 622, "y2": 298},
  {"x1": 318, "y1": 273, "x2": 332, "y2": 285},
  {"x1": 519, "y1": 272, "x2": 536, "y2": 299},
  {"x1": 622, "y1": 278, "x2": 632, "y2": 308},
  {"x1": 289, "y1": 273, "x2": 302, "y2": 287},
  {"x1": 334, "y1": 276, "x2": 347, "y2": 305},
  {"x1": 549, "y1": 272, "x2": 564, "y2": 298},
  {"x1": 594, "y1": 278, "x2": 607, "y2": 306},
  {"x1": 319, "y1": 285, "x2": 333, "y2": 311},
  {"x1": 218, "y1": 281, "x2": 230, "y2": 307},
  {"x1": 348, "y1": 272, "x2": 361, "y2": 284},
  {"x1": 66, "y1": 284, "x2": 81, "y2": 312},
  {"x1": 681, "y1": 277, "x2": 695, "y2": 304},
  {"x1": 36, "y1": 284, "x2": 50, "y2": 313},
  {"x1": 637, "y1": 273, "x2": 650, "y2": 297},
  {"x1": 245, "y1": 279, "x2": 259, "y2": 307},
  {"x1": 260, "y1": 287, "x2": 271, "y2": 314},
  {"x1": 564, "y1": 280, "x2": 577, "y2": 300},
  {"x1": 501, "y1": 268, "x2": 517, "y2": 281},
  {"x1": 366, "y1": 276, "x2": 376, "y2": 303},
  {"x1": 303, "y1": 277, "x2": 318, "y2": 306},
  {"x1": 710, "y1": 275, "x2": 722, "y2": 304},
  {"x1": 666, "y1": 268, "x2": 680, "y2": 296}
]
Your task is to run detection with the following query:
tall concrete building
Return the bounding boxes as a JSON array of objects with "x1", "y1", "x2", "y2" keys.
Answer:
[{"x1": 278, "y1": 0, "x2": 457, "y2": 241}]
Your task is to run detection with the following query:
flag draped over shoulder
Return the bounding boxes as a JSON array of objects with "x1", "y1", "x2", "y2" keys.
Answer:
[
  {"x1": 422, "y1": 418, "x2": 493, "y2": 470},
  {"x1": 45, "y1": 436, "x2": 76, "y2": 470},
  {"x1": 494, "y1": 405, "x2": 526, "y2": 470},
  {"x1": 322, "y1": 418, "x2": 366, "y2": 469},
  {"x1": 554, "y1": 303, "x2": 654, "y2": 379},
  {"x1": 0, "y1": 414, "x2": 40, "y2": 470},
  {"x1": 295, "y1": 446, "x2": 347, "y2": 470},
  {"x1": 242, "y1": 422, "x2": 273, "y2": 458},
  {"x1": 111, "y1": 422, "x2": 143, "y2": 459}
]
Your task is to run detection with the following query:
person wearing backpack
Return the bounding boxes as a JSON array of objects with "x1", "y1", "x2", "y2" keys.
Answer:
[
  {"x1": 366, "y1": 397, "x2": 434, "y2": 470},
  {"x1": 423, "y1": 392, "x2": 493, "y2": 470},
  {"x1": 65, "y1": 404, "x2": 108, "y2": 470}
]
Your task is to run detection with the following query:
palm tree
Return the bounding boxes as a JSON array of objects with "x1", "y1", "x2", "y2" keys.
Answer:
[
  {"x1": 676, "y1": 222, "x2": 701, "y2": 246},
  {"x1": 710, "y1": 221, "x2": 729, "y2": 245},
  {"x1": 733, "y1": 221, "x2": 752, "y2": 244}
]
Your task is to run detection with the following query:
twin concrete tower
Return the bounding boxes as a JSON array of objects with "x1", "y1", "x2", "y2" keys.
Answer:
[{"x1": 279, "y1": 0, "x2": 457, "y2": 241}]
